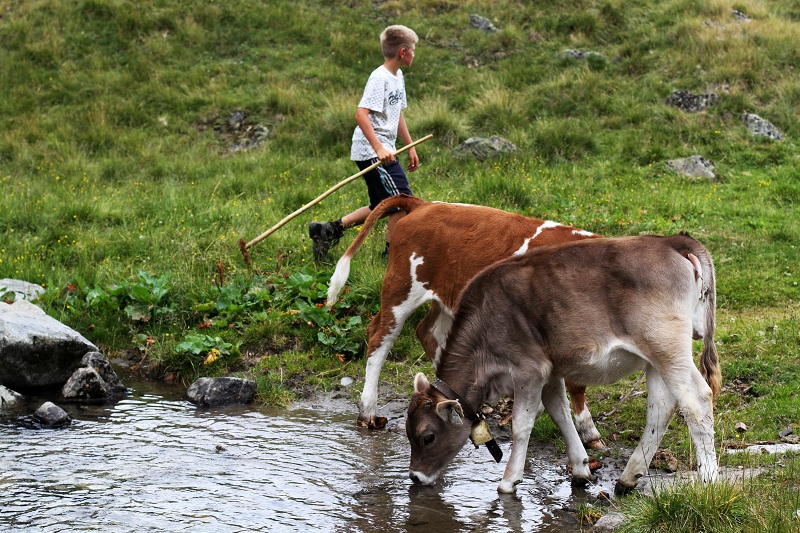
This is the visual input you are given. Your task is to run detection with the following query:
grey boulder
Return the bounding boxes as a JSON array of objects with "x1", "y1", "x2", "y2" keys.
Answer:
[
  {"x1": 0, "y1": 299, "x2": 98, "y2": 389},
  {"x1": 187, "y1": 377, "x2": 257, "y2": 407},
  {"x1": 62, "y1": 352, "x2": 127, "y2": 402},
  {"x1": 0, "y1": 384, "x2": 24, "y2": 411}
]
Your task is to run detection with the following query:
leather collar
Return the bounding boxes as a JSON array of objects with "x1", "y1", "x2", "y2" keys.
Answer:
[{"x1": 431, "y1": 378, "x2": 478, "y2": 422}]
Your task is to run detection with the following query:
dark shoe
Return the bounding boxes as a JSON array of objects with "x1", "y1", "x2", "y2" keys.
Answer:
[{"x1": 309, "y1": 220, "x2": 344, "y2": 262}]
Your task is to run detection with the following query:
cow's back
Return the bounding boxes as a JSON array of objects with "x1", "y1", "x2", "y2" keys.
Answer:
[
  {"x1": 445, "y1": 235, "x2": 705, "y2": 383},
  {"x1": 391, "y1": 202, "x2": 596, "y2": 310}
]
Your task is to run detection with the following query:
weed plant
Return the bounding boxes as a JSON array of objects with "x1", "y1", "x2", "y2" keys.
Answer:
[{"x1": 1, "y1": 2, "x2": 799, "y2": 521}]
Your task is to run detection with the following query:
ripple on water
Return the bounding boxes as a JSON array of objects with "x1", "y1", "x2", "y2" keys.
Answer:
[{"x1": 0, "y1": 374, "x2": 608, "y2": 532}]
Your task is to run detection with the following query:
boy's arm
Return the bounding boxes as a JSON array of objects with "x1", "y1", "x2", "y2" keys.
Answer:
[
  {"x1": 355, "y1": 107, "x2": 395, "y2": 165},
  {"x1": 397, "y1": 112, "x2": 418, "y2": 172}
]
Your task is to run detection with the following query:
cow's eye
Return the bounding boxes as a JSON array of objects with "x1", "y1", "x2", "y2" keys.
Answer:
[{"x1": 423, "y1": 434, "x2": 435, "y2": 446}]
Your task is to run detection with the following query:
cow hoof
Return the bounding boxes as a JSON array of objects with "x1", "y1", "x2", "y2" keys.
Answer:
[
  {"x1": 614, "y1": 480, "x2": 637, "y2": 496},
  {"x1": 497, "y1": 479, "x2": 520, "y2": 494},
  {"x1": 357, "y1": 416, "x2": 388, "y2": 430},
  {"x1": 584, "y1": 438, "x2": 606, "y2": 450}
]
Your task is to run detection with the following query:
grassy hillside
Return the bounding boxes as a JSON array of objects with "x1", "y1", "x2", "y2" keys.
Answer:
[
  {"x1": 2, "y1": 0, "x2": 799, "y2": 528},
  {"x1": 1, "y1": 0, "x2": 799, "y2": 476}
]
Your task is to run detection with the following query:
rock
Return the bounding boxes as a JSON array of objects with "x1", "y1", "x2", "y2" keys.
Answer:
[
  {"x1": 732, "y1": 9, "x2": 751, "y2": 22},
  {"x1": 561, "y1": 49, "x2": 605, "y2": 61},
  {"x1": 665, "y1": 155, "x2": 717, "y2": 181},
  {"x1": 593, "y1": 511, "x2": 625, "y2": 530},
  {"x1": 470, "y1": 14, "x2": 498, "y2": 33},
  {"x1": 778, "y1": 425, "x2": 796, "y2": 438},
  {"x1": 0, "y1": 384, "x2": 24, "y2": 411},
  {"x1": 650, "y1": 449, "x2": 679, "y2": 472},
  {"x1": 61, "y1": 352, "x2": 126, "y2": 402},
  {"x1": 340, "y1": 376, "x2": 354, "y2": 387},
  {"x1": 0, "y1": 279, "x2": 45, "y2": 302},
  {"x1": 665, "y1": 90, "x2": 718, "y2": 113},
  {"x1": 0, "y1": 299, "x2": 98, "y2": 390},
  {"x1": 455, "y1": 136, "x2": 518, "y2": 161},
  {"x1": 33, "y1": 401, "x2": 71, "y2": 428},
  {"x1": 735, "y1": 421, "x2": 748, "y2": 433},
  {"x1": 186, "y1": 377, "x2": 257, "y2": 407},
  {"x1": 741, "y1": 113, "x2": 785, "y2": 141}
]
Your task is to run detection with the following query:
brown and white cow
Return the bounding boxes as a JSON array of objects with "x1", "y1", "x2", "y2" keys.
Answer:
[
  {"x1": 406, "y1": 233, "x2": 721, "y2": 494},
  {"x1": 327, "y1": 195, "x2": 603, "y2": 446}
]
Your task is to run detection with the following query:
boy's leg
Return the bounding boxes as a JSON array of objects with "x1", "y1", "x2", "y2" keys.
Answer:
[
  {"x1": 309, "y1": 206, "x2": 372, "y2": 263},
  {"x1": 310, "y1": 159, "x2": 412, "y2": 262}
]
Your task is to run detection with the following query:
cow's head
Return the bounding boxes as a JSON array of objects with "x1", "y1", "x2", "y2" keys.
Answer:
[{"x1": 406, "y1": 373, "x2": 472, "y2": 485}]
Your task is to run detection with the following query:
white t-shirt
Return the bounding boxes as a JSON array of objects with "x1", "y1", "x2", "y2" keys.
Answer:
[{"x1": 350, "y1": 66, "x2": 407, "y2": 161}]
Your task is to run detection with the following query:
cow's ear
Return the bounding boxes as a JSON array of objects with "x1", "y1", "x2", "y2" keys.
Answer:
[
  {"x1": 435, "y1": 400, "x2": 465, "y2": 426},
  {"x1": 414, "y1": 373, "x2": 430, "y2": 393}
]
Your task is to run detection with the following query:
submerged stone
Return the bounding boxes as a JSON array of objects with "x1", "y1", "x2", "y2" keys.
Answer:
[{"x1": 33, "y1": 401, "x2": 71, "y2": 428}]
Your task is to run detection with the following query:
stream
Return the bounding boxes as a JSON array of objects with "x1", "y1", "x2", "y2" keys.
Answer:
[{"x1": 0, "y1": 370, "x2": 622, "y2": 532}]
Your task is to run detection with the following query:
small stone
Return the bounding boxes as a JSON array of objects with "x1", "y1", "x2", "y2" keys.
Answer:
[
  {"x1": 470, "y1": 14, "x2": 498, "y2": 33},
  {"x1": 736, "y1": 422, "x2": 748, "y2": 433},
  {"x1": 33, "y1": 402, "x2": 71, "y2": 428},
  {"x1": 665, "y1": 90, "x2": 718, "y2": 113},
  {"x1": 0, "y1": 385, "x2": 24, "y2": 411},
  {"x1": 340, "y1": 376, "x2": 354, "y2": 387},
  {"x1": 665, "y1": 155, "x2": 717, "y2": 181},
  {"x1": 741, "y1": 113, "x2": 785, "y2": 141}
]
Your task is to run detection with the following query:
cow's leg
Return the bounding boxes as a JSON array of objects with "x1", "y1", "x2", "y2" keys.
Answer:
[
  {"x1": 359, "y1": 272, "x2": 432, "y2": 428},
  {"x1": 616, "y1": 366, "x2": 677, "y2": 493},
  {"x1": 661, "y1": 362, "x2": 717, "y2": 484},
  {"x1": 358, "y1": 311, "x2": 392, "y2": 428},
  {"x1": 498, "y1": 375, "x2": 546, "y2": 494},
  {"x1": 414, "y1": 301, "x2": 454, "y2": 368},
  {"x1": 542, "y1": 378, "x2": 592, "y2": 484},
  {"x1": 565, "y1": 381, "x2": 605, "y2": 449}
]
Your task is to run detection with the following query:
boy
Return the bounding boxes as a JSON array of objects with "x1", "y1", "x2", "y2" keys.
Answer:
[{"x1": 309, "y1": 25, "x2": 420, "y2": 262}]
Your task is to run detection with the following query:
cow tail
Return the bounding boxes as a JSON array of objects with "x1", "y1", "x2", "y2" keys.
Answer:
[
  {"x1": 697, "y1": 250, "x2": 721, "y2": 399},
  {"x1": 327, "y1": 195, "x2": 426, "y2": 305}
]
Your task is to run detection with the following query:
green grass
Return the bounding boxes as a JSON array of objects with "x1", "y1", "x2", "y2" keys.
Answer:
[
  {"x1": 615, "y1": 453, "x2": 800, "y2": 532},
  {"x1": 1, "y1": 1, "x2": 799, "y2": 525}
]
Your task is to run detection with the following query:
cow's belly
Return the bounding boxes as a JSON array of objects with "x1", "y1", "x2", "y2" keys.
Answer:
[{"x1": 555, "y1": 343, "x2": 646, "y2": 386}]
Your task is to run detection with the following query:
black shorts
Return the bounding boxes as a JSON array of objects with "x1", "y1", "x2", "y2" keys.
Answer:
[{"x1": 356, "y1": 158, "x2": 414, "y2": 210}]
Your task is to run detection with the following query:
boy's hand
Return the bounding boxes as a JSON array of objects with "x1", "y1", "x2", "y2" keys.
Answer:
[
  {"x1": 376, "y1": 146, "x2": 396, "y2": 165},
  {"x1": 407, "y1": 147, "x2": 419, "y2": 172}
]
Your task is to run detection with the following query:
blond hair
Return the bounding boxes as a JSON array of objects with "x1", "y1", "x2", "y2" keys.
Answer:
[{"x1": 380, "y1": 25, "x2": 418, "y2": 59}]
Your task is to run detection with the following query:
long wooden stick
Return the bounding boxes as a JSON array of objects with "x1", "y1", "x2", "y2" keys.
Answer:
[{"x1": 244, "y1": 134, "x2": 433, "y2": 249}]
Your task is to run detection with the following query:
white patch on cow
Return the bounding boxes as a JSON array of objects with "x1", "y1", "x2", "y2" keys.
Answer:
[
  {"x1": 430, "y1": 307, "x2": 454, "y2": 369},
  {"x1": 409, "y1": 469, "x2": 439, "y2": 485},
  {"x1": 572, "y1": 229, "x2": 595, "y2": 237},
  {"x1": 514, "y1": 220, "x2": 562, "y2": 255},
  {"x1": 361, "y1": 252, "x2": 442, "y2": 421},
  {"x1": 393, "y1": 253, "x2": 439, "y2": 324},
  {"x1": 574, "y1": 407, "x2": 602, "y2": 444}
]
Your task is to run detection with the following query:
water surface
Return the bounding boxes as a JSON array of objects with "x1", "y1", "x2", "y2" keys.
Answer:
[{"x1": 0, "y1": 372, "x2": 616, "y2": 531}]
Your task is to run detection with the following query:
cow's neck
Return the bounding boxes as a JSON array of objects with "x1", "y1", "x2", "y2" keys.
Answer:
[{"x1": 435, "y1": 352, "x2": 484, "y2": 420}]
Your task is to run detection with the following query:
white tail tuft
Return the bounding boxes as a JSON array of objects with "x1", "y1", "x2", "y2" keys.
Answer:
[{"x1": 326, "y1": 255, "x2": 352, "y2": 306}]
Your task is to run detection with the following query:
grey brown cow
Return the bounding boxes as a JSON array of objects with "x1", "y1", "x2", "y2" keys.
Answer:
[
  {"x1": 406, "y1": 233, "x2": 720, "y2": 494},
  {"x1": 327, "y1": 195, "x2": 604, "y2": 448}
]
